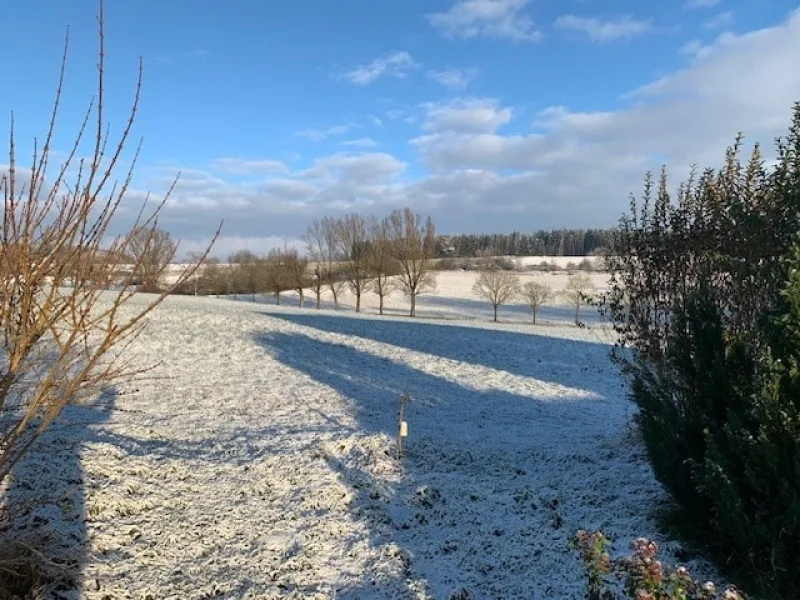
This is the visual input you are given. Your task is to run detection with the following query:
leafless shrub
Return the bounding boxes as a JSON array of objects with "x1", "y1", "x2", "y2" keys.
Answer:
[
  {"x1": 0, "y1": 0, "x2": 219, "y2": 490},
  {"x1": 0, "y1": 538, "x2": 73, "y2": 598}
]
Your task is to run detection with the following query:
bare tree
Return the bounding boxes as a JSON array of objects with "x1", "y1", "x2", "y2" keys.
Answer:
[
  {"x1": 228, "y1": 250, "x2": 259, "y2": 301},
  {"x1": 334, "y1": 214, "x2": 370, "y2": 312},
  {"x1": 386, "y1": 208, "x2": 437, "y2": 317},
  {"x1": 563, "y1": 273, "x2": 595, "y2": 325},
  {"x1": 0, "y1": 3, "x2": 219, "y2": 489},
  {"x1": 128, "y1": 227, "x2": 177, "y2": 292},
  {"x1": 304, "y1": 217, "x2": 342, "y2": 308},
  {"x1": 196, "y1": 258, "x2": 225, "y2": 297},
  {"x1": 368, "y1": 216, "x2": 399, "y2": 315},
  {"x1": 327, "y1": 269, "x2": 347, "y2": 310},
  {"x1": 521, "y1": 281, "x2": 553, "y2": 324},
  {"x1": 184, "y1": 250, "x2": 210, "y2": 296},
  {"x1": 310, "y1": 265, "x2": 323, "y2": 309},
  {"x1": 472, "y1": 267, "x2": 521, "y2": 322},
  {"x1": 283, "y1": 248, "x2": 309, "y2": 308},
  {"x1": 262, "y1": 249, "x2": 293, "y2": 305}
]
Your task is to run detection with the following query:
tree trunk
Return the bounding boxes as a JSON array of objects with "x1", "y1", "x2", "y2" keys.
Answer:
[
  {"x1": 276, "y1": 291, "x2": 281, "y2": 306},
  {"x1": 379, "y1": 293, "x2": 384, "y2": 315},
  {"x1": 332, "y1": 288, "x2": 339, "y2": 309},
  {"x1": 315, "y1": 289, "x2": 321, "y2": 309},
  {"x1": 410, "y1": 293, "x2": 416, "y2": 317},
  {"x1": 356, "y1": 290, "x2": 361, "y2": 313},
  {"x1": 493, "y1": 304, "x2": 498, "y2": 322},
  {"x1": 298, "y1": 289, "x2": 304, "y2": 308},
  {"x1": 532, "y1": 306, "x2": 537, "y2": 325}
]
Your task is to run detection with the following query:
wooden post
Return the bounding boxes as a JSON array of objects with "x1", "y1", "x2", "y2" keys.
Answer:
[{"x1": 396, "y1": 393, "x2": 410, "y2": 459}]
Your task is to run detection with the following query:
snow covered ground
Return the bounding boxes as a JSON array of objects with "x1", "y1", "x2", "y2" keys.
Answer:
[
  {"x1": 0, "y1": 275, "x2": 719, "y2": 599},
  {"x1": 225, "y1": 270, "x2": 612, "y2": 326}
]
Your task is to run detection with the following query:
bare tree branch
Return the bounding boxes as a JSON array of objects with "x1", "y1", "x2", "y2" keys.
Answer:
[
  {"x1": 0, "y1": 2, "x2": 221, "y2": 484},
  {"x1": 473, "y1": 267, "x2": 521, "y2": 322},
  {"x1": 520, "y1": 281, "x2": 553, "y2": 324},
  {"x1": 385, "y1": 208, "x2": 437, "y2": 318}
]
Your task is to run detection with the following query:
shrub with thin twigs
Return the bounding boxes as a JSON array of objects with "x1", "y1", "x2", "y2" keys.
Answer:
[{"x1": 0, "y1": 2, "x2": 219, "y2": 592}]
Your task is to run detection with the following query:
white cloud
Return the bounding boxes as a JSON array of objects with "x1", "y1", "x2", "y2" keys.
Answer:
[
  {"x1": 414, "y1": 8, "x2": 800, "y2": 188},
  {"x1": 421, "y1": 98, "x2": 513, "y2": 133},
  {"x1": 554, "y1": 15, "x2": 652, "y2": 42},
  {"x1": 680, "y1": 39, "x2": 704, "y2": 55},
  {"x1": 295, "y1": 123, "x2": 357, "y2": 142},
  {"x1": 427, "y1": 67, "x2": 479, "y2": 90},
  {"x1": 210, "y1": 158, "x2": 289, "y2": 175},
  {"x1": 703, "y1": 11, "x2": 734, "y2": 30},
  {"x1": 386, "y1": 108, "x2": 418, "y2": 124},
  {"x1": 428, "y1": 0, "x2": 543, "y2": 42},
  {"x1": 108, "y1": 8, "x2": 800, "y2": 240},
  {"x1": 342, "y1": 138, "x2": 378, "y2": 148},
  {"x1": 685, "y1": 0, "x2": 721, "y2": 8},
  {"x1": 298, "y1": 153, "x2": 406, "y2": 184},
  {"x1": 340, "y1": 52, "x2": 417, "y2": 85}
]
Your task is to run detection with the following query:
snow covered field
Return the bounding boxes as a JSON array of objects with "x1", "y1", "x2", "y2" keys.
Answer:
[
  {"x1": 226, "y1": 270, "x2": 612, "y2": 326},
  {"x1": 1, "y1": 274, "x2": 718, "y2": 599}
]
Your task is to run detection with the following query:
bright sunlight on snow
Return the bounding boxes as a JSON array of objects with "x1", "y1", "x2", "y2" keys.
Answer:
[{"x1": 1, "y1": 278, "x2": 716, "y2": 599}]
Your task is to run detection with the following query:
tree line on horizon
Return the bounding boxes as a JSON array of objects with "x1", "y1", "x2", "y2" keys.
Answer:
[
  {"x1": 185, "y1": 207, "x2": 437, "y2": 317},
  {"x1": 5, "y1": 0, "x2": 800, "y2": 594},
  {"x1": 435, "y1": 228, "x2": 613, "y2": 258}
]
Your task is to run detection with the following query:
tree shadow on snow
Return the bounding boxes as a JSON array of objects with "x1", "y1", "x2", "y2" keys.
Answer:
[
  {"x1": 417, "y1": 294, "x2": 606, "y2": 325},
  {"x1": 0, "y1": 387, "x2": 117, "y2": 596},
  {"x1": 254, "y1": 331, "x2": 628, "y2": 598},
  {"x1": 265, "y1": 312, "x2": 619, "y2": 399}
]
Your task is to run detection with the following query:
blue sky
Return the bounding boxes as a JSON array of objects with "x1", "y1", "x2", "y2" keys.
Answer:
[{"x1": 2, "y1": 0, "x2": 800, "y2": 256}]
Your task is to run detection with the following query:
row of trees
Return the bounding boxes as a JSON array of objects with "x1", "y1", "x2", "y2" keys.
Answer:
[
  {"x1": 191, "y1": 208, "x2": 437, "y2": 317},
  {"x1": 437, "y1": 228, "x2": 613, "y2": 258},
  {"x1": 473, "y1": 268, "x2": 595, "y2": 323}
]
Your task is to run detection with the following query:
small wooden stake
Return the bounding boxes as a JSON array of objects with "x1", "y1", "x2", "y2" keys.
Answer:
[{"x1": 396, "y1": 393, "x2": 410, "y2": 459}]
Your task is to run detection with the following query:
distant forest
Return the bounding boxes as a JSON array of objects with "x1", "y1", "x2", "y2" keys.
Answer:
[{"x1": 435, "y1": 229, "x2": 614, "y2": 258}]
